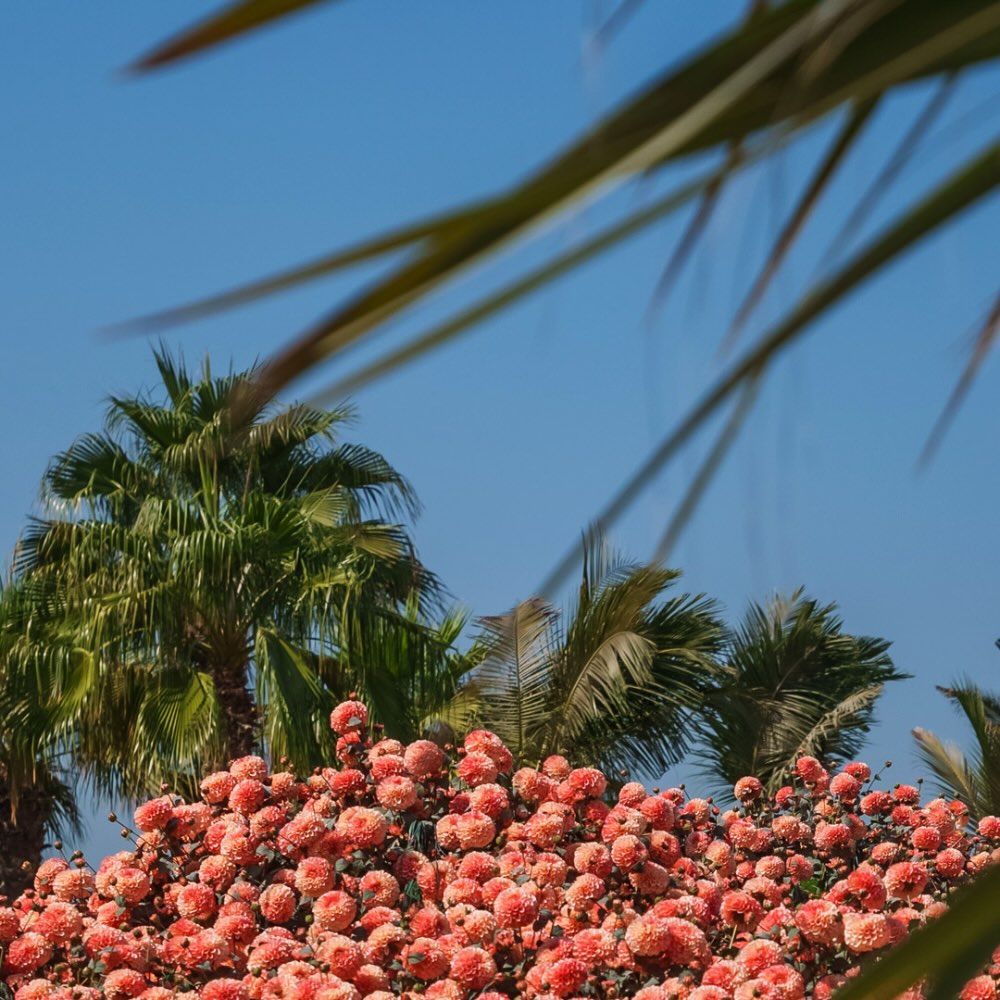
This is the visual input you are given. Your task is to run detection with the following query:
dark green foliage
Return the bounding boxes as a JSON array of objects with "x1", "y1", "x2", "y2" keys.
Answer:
[{"x1": 695, "y1": 591, "x2": 905, "y2": 795}]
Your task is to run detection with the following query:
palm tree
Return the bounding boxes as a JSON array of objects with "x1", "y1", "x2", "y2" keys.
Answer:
[
  {"x1": 694, "y1": 591, "x2": 904, "y2": 795},
  {"x1": 0, "y1": 584, "x2": 81, "y2": 895},
  {"x1": 451, "y1": 536, "x2": 724, "y2": 776},
  {"x1": 10, "y1": 348, "x2": 436, "y2": 800},
  {"x1": 913, "y1": 653, "x2": 1000, "y2": 818}
]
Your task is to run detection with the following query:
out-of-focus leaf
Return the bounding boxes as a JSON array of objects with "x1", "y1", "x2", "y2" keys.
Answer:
[
  {"x1": 245, "y1": 0, "x2": 1000, "y2": 397},
  {"x1": 114, "y1": 206, "x2": 493, "y2": 335},
  {"x1": 723, "y1": 97, "x2": 879, "y2": 350},
  {"x1": 825, "y1": 74, "x2": 958, "y2": 261},
  {"x1": 130, "y1": 0, "x2": 337, "y2": 72},
  {"x1": 128, "y1": 1, "x2": 1000, "y2": 410},
  {"x1": 920, "y1": 289, "x2": 1000, "y2": 462},
  {"x1": 652, "y1": 374, "x2": 763, "y2": 562},
  {"x1": 646, "y1": 143, "x2": 743, "y2": 321},
  {"x1": 313, "y1": 149, "x2": 768, "y2": 402},
  {"x1": 836, "y1": 862, "x2": 1000, "y2": 1000},
  {"x1": 540, "y1": 138, "x2": 1000, "y2": 594}
]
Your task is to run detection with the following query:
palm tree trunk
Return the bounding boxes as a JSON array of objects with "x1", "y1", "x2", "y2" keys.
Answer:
[
  {"x1": 212, "y1": 659, "x2": 258, "y2": 762},
  {"x1": 0, "y1": 774, "x2": 52, "y2": 899}
]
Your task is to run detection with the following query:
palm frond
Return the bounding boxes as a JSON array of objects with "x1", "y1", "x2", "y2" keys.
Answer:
[
  {"x1": 913, "y1": 675, "x2": 1000, "y2": 817},
  {"x1": 468, "y1": 599, "x2": 560, "y2": 763},
  {"x1": 914, "y1": 726, "x2": 984, "y2": 812},
  {"x1": 696, "y1": 592, "x2": 903, "y2": 795},
  {"x1": 256, "y1": 628, "x2": 332, "y2": 771}
]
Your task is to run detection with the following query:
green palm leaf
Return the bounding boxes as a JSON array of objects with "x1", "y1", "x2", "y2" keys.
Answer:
[
  {"x1": 119, "y1": 2, "x2": 1000, "y2": 590},
  {"x1": 457, "y1": 534, "x2": 722, "y2": 771},
  {"x1": 696, "y1": 592, "x2": 905, "y2": 795},
  {"x1": 913, "y1": 670, "x2": 1000, "y2": 818},
  {"x1": 471, "y1": 598, "x2": 559, "y2": 763}
]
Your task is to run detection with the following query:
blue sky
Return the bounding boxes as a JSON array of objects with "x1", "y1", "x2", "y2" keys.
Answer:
[{"x1": 3, "y1": 2, "x2": 1000, "y2": 862}]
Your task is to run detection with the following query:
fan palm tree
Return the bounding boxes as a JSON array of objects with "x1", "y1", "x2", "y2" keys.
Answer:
[
  {"x1": 10, "y1": 348, "x2": 436, "y2": 801},
  {"x1": 450, "y1": 536, "x2": 724, "y2": 776},
  {"x1": 913, "y1": 654, "x2": 1000, "y2": 819},
  {"x1": 0, "y1": 584, "x2": 82, "y2": 895},
  {"x1": 694, "y1": 591, "x2": 904, "y2": 795}
]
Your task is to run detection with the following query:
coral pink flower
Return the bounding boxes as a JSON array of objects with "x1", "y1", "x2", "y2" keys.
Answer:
[
  {"x1": 313, "y1": 891, "x2": 356, "y2": 932},
  {"x1": 978, "y1": 815, "x2": 1000, "y2": 839},
  {"x1": 259, "y1": 883, "x2": 296, "y2": 924},
  {"x1": 830, "y1": 772, "x2": 861, "y2": 800},
  {"x1": 625, "y1": 915, "x2": 671, "y2": 957},
  {"x1": 885, "y1": 861, "x2": 930, "y2": 900},
  {"x1": 737, "y1": 939, "x2": 784, "y2": 977},
  {"x1": 846, "y1": 866, "x2": 887, "y2": 910},
  {"x1": 329, "y1": 700, "x2": 368, "y2": 735},
  {"x1": 8, "y1": 698, "x2": 999, "y2": 1000},
  {"x1": 2, "y1": 933, "x2": 53, "y2": 975},
  {"x1": 335, "y1": 806, "x2": 387, "y2": 848},
  {"x1": 102, "y1": 970, "x2": 146, "y2": 1000},
  {"x1": 449, "y1": 946, "x2": 497, "y2": 990},
  {"x1": 962, "y1": 977, "x2": 998, "y2": 1000},
  {"x1": 493, "y1": 887, "x2": 538, "y2": 928},
  {"x1": 720, "y1": 891, "x2": 763, "y2": 930},
  {"x1": 375, "y1": 774, "x2": 418, "y2": 811},
  {"x1": 177, "y1": 883, "x2": 218, "y2": 922},
  {"x1": 402, "y1": 936, "x2": 449, "y2": 980},
  {"x1": 228, "y1": 780, "x2": 266, "y2": 816},
  {"x1": 457, "y1": 751, "x2": 498, "y2": 787},
  {"x1": 795, "y1": 756, "x2": 826, "y2": 783},
  {"x1": 201, "y1": 980, "x2": 249, "y2": 1000},
  {"x1": 133, "y1": 796, "x2": 174, "y2": 833},
  {"x1": 611, "y1": 833, "x2": 648, "y2": 871},
  {"x1": 403, "y1": 740, "x2": 445, "y2": 779},
  {"x1": 33, "y1": 902, "x2": 82, "y2": 945},
  {"x1": 843, "y1": 912, "x2": 893, "y2": 953}
]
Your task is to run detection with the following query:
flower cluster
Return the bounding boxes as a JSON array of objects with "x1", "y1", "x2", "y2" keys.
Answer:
[{"x1": 5, "y1": 700, "x2": 1000, "y2": 1000}]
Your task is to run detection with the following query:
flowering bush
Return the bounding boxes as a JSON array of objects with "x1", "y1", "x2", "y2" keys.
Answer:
[{"x1": 5, "y1": 700, "x2": 1000, "y2": 1000}]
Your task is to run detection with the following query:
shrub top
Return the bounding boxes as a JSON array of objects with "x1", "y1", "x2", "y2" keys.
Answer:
[{"x1": 4, "y1": 700, "x2": 1000, "y2": 1000}]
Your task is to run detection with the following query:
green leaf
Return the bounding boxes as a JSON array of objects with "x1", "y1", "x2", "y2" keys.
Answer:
[
  {"x1": 256, "y1": 628, "x2": 331, "y2": 771},
  {"x1": 723, "y1": 97, "x2": 879, "y2": 350},
  {"x1": 540, "y1": 137, "x2": 1000, "y2": 594},
  {"x1": 129, "y1": 0, "x2": 338, "y2": 72},
  {"x1": 115, "y1": 207, "x2": 488, "y2": 335},
  {"x1": 836, "y1": 862, "x2": 1000, "y2": 1000}
]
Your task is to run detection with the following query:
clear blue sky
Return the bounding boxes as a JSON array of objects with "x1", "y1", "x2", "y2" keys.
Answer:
[{"x1": 3, "y1": 3, "x2": 1000, "y2": 862}]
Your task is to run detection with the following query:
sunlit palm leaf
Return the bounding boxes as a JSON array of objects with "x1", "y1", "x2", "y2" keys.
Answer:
[
  {"x1": 914, "y1": 726, "x2": 984, "y2": 812},
  {"x1": 472, "y1": 599, "x2": 559, "y2": 763},
  {"x1": 913, "y1": 675, "x2": 1000, "y2": 817},
  {"x1": 696, "y1": 593, "x2": 903, "y2": 795},
  {"x1": 135, "y1": 667, "x2": 224, "y2": 792},
  {"x1": 256, "y1": 627, "x2": 331, "y2": 770}
]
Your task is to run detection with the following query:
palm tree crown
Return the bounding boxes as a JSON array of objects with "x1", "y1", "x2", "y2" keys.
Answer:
[
  {"x1": 11, "y1": 349, "x2": 434, "y2": 799},
  {"x1": 914, "y1": 650, "x2": 1000, "y2": 819},
  {"x1": 696, "y1": 592, "x2": 904, "y2": 796},
  {"x1": 453, "y1": 536, "x2": 724, "y2": 777}
]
